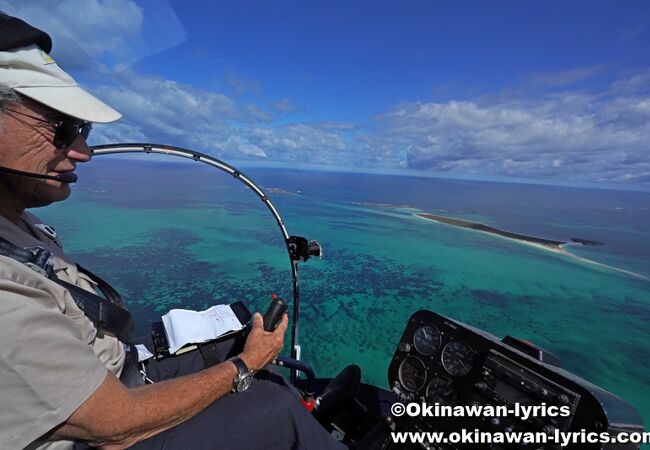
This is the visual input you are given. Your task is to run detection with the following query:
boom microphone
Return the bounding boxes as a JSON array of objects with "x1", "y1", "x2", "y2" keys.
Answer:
[{"x1": 0, "y1": 165, "x2": 77, "y2": 183}]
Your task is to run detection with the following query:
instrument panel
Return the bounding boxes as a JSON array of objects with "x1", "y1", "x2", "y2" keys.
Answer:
[
  {"x1": 391, "y1": 313, "x2": 485, "y2": 410},
  {"x1": 387, "y1": 310, "x2": 644, "y2": 449}
]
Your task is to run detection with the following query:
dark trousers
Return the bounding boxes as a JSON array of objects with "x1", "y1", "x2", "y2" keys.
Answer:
[{"x1": 126, "y1": 338, "x2": 346, "y2": 450}]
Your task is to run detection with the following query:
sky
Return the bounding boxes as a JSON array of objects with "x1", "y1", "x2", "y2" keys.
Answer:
[{"x1": 2, "y1": 0, "x2": 650, "y2": 186}]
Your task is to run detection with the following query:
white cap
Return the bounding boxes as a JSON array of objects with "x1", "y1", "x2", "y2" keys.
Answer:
[{"x1": 0, "y1": 44, "x2": 121, "y2": 123}]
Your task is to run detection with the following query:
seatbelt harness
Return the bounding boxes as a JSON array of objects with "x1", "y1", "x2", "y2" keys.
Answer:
[{"x1": 0, "y1": 236, "x2": 134, "y2": 341}]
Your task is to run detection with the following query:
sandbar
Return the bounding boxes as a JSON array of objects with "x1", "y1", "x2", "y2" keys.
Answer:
[
  {"x1": 417, "y1": 213, "x2": 565, "y2": 250},
  {"x1": 416, "y1": 213, "x2": 648, "y2": 281}
]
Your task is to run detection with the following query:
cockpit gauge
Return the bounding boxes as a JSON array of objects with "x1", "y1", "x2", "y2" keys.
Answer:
[
  {"x1": 441, "y1": 341, "x2": 475, "y2": 377},
  {"x1": 425, "y1": 377, "x2": 457, "y2": 405},
  {"x1": 398, "y1": 356, "x2": 428, "y2": 392},
  {"x1": 413, "y1": 325, "x2": 442, "y2": 356}
]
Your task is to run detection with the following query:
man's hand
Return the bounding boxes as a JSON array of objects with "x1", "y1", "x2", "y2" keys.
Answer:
[
  {"x1": 239, "y1": 312, "x2": 288, "y2": 371},
  {"x1": 54, "y1": 313, "x2": 287, "y2": 448}
]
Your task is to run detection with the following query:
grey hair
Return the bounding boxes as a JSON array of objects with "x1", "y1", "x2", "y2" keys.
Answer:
[
  {"x1": 0, "y1": 83, "x2": 20, "y2": 111},
  {"x1": 0, "y1": 83, "x2": 21, "y2": 129}
]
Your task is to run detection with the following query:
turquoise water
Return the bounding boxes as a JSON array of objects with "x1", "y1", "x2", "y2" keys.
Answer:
[{"x1": 38, "y1": 157, "x2": 650, "y2": 429}]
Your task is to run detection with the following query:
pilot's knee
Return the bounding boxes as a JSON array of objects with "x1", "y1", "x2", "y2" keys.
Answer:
[{"x1": 254, "y1": 380, "x2": 304, "y2": 415}]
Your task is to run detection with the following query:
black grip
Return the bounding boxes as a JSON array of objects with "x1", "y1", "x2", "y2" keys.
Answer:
[{"x1": 263, "y1": 295, "x2": 287, "y2": 332}]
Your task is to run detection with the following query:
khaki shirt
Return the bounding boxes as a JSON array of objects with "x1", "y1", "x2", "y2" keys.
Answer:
[{"x1": 0, "y1": 211, "x2": 126, "y2": 450}]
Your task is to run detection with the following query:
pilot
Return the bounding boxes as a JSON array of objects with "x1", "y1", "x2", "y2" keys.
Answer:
[{"x1": 0, "y1": 12, "x2": 345, "y2": 450}]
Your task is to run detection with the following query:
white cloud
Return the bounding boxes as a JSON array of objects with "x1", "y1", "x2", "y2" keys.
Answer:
[
  {"x1": 253, "y1": 123, "x2": 348, "y2": 161},
  {"x1": 220, "y1": 135, "x2": 267, "y2": 158},
  {"x1": 86, "y1": 70, "x2": 356, "y2": 163},
  {"x1": 87, "y1": 67, "x2": 650, "y2": 184},
  {"x1": 90, "y1": 122, "x2": 147, "y2": 145},
  {"x1": 372, "y1": 71, "x2": 650, "y2": 184},
  {"x1": 1, "y1": 0, "x2": 184, "y2": 69},
  {"x1": 91, "y1": 70, "x2": 269, "y2": 155},
  {"x1": 0, "y1": 0, "x2": 144, "y2": 69}
]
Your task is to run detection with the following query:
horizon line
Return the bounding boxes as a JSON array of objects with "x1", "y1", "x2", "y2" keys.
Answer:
[{"x1": 89, "y1": 155, "x2": 650, "y2": 193}]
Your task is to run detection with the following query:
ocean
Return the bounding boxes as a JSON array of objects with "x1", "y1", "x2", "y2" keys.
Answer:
[{"x1": 38, "y1": 157, "x2": 650, "y2": 427}]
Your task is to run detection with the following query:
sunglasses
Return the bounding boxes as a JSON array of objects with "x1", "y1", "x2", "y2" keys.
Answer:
[{"x1": 5, "y1": 108, "x2": 92, "y2": 149}]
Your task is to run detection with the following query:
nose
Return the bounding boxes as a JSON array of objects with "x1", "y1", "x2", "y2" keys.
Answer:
[{"x1": 65, "y1": 134, "x2": 93, "y2": 162}]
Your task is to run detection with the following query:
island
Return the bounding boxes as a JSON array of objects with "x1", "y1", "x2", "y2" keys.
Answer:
[
  {"x1": 570, "y1": 238, "x2": 604, "y2": 246},
  {"x1": 265, "y1": 187, "x2": 301, "y2": 195},
  {"x1": 416, "y1": 213, "x2": 565, "y2": 250},
  {"x1": 415, "y1": 212, "x2": 647, "y2": 281}
]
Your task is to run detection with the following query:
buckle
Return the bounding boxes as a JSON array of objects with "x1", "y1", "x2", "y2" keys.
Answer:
[{"x1": 23, "y1": 246, "x2": 55, "y2": 278}]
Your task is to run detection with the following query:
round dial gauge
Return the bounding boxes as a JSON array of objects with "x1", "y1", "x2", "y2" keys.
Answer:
[
  {"x1": 426, "y1": 377, "x2": 457, "y2": 405},
  {"x1": 413, "y1": 325, "x2": 442, "y2": 356},
  {"x1": 441, "y1": 341, "x2": 475, "y2": 377},
  {"x1": 398, "y1": 356, "x2": 428, "y2": 392}
]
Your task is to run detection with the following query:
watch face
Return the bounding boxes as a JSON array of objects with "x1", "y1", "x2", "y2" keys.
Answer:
[{"x1": 237, "y1": 373, "x2": 253, "y2": 392}]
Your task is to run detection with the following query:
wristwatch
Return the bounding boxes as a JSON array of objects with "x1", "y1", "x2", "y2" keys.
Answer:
[{"x1": 229, "y1": 356, "x2": 253, "y2": 392}]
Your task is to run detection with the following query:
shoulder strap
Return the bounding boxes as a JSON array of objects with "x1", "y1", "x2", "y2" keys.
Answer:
[
  {"x1": 0, "y1": 236, "x2": 54, "y2": 277},
  {"x1": 53, "y1": 277, "x2": 133, "y2": 341},
  {"x1": 0, "y1": 236, "x2": 133, "y2": 341},
  {"x1": 76, "y1": 263, "x2": 125, "y2": 308}
]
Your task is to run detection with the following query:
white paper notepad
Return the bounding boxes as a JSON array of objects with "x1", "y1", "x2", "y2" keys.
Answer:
[{"x1": 162, "y1": 304, "x2": 244, "y2": 354}]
